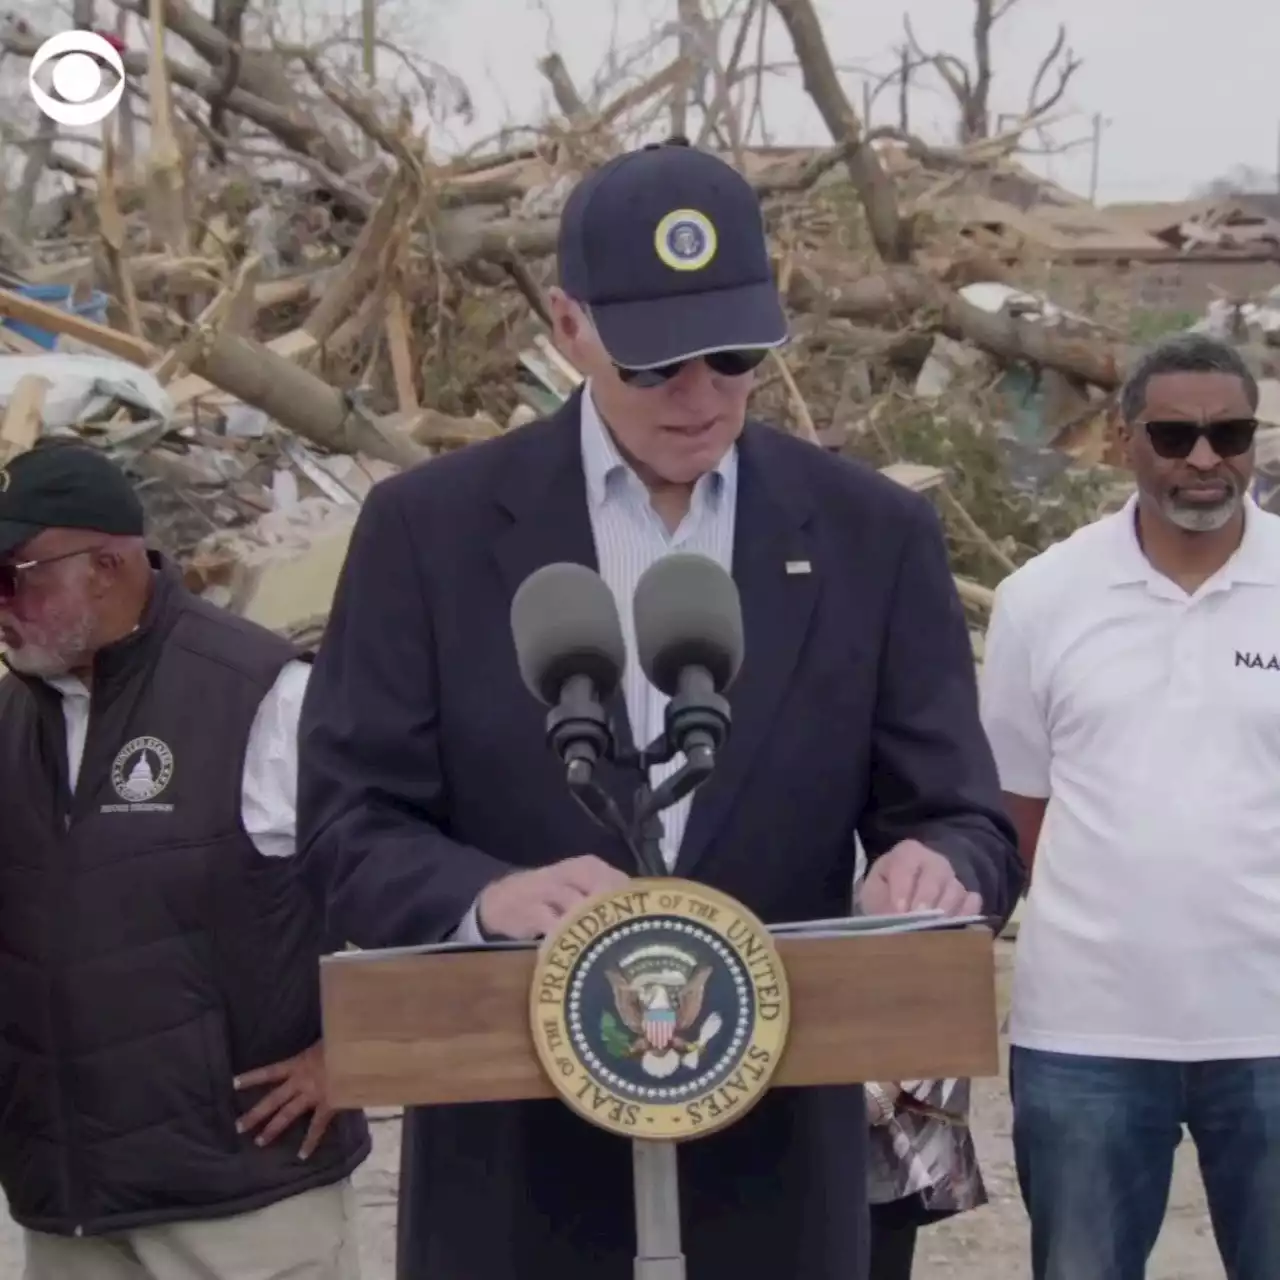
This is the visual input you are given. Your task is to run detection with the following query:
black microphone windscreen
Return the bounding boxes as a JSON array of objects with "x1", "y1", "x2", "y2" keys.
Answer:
[
  {"x1": 632, "y1": 553, "x2": 744, "y2": 696},
  {"x1": 510, "y1": 562, "x2": 627, "y2": 705}
]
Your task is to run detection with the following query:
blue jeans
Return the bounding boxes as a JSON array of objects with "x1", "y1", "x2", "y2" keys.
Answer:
[{"x1": 1010, "y1": 1047, "x2": 1280, "y2": 1280}]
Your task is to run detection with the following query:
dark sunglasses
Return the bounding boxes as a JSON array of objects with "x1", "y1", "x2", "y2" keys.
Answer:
[
  {"x1": 0, "y1": 546, "x2": 100, "y2": 604},
  {"x1": 1144, "y1": 418, "x2": 1257, "y2": 461},
  {"x1": 616, "y1": 349, "x2": 768, "y2": 389}
]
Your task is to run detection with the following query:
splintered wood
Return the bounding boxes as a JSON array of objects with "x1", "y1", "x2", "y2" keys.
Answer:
[
  {"x1": 145, "y1": 0, "x2": 190, "y2": 255},
  {"x1": 0, "y1": 292, "x2": 156, "y2": 366},
  {"x1": 0, "y1": 377, "x2": 49, "y2": 463}
]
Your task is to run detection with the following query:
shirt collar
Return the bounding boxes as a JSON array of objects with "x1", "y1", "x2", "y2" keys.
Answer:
[
  {"x1": 45, "y1": 674, "x2": 90, "y2": 698},
  {"x1": 1107, "y1": 491, "x2": 1280, "y2": 590},
  {"x1": 578, "y1": 381, "x2": 737, "y2": 508}
]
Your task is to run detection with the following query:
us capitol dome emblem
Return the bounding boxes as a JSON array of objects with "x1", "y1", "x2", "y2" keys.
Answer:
[{"x1": 530, "y1": 879, "x2": 790, "y2": 1140}]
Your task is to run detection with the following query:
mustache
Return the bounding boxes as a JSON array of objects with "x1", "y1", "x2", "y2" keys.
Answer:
[{"x1": 1170, "y1": 472, "x2": 1238, "y2": 490}]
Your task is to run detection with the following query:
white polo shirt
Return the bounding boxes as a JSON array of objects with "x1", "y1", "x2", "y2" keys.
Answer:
[{"x1": 980, "y1": 494, "x2": 1280, "y2": 1060}]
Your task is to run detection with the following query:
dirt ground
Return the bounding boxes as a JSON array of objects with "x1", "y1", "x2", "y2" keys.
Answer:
[{"x1": 0, "y1": 942, "x2": 1225, "y2": 1278}]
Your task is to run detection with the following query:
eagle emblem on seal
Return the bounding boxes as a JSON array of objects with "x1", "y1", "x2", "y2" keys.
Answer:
[{"x1": 601, "y1": 943, "x2": 724, "y2": 1080}]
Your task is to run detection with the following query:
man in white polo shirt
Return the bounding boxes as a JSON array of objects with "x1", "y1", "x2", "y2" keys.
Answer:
[{"x1": 979, "y1": 331, "x2": 1280, "y2": 1280}]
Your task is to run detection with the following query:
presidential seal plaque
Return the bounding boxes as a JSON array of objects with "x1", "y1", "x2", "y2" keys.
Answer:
[{"x1": 530, "y1": 878, "x2": 790, "y2": 1141}]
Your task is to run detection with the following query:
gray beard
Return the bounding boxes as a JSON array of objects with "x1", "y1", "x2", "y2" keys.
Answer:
[
  {"x1": 2, "y1": 645, "x2": 74, "y2": 677},
  {"x1": 1141, "y1": 476, "x2": 1242, "y2": 533},
  {"x1": 0, "y1": 611, "x2": 95, "y2": 679},
  {"x1": 1160, "y1": 491, "x2": 1241, "y2": 532}
]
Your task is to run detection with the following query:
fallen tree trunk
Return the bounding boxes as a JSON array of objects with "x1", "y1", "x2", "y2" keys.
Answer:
[
  {"x1": 188, "y1": 333, "x2": 428, "y2": 468},
  {"x1": 789, "y1": 265, "x2": 1128, "y2": 390}
]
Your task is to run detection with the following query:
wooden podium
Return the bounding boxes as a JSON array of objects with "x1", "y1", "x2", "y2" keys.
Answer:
[{"x1": 319, "y1": 885, "x2": 998, "y2": 1278}]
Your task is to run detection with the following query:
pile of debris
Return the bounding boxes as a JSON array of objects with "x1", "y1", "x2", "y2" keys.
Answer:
[{"x1": 0, "y1": 0, "x2": 1265, "y2": 649}]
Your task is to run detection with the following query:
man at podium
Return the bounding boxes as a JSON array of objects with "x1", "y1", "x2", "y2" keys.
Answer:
[{"x1": 297, "y1": 139, "x2": 1022, "y2": 1279}]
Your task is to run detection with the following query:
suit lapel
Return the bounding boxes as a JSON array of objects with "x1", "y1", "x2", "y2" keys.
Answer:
[
  {"x1": 675, "y1": 424, "x2": 818, "y2": 875},
  {"x1": 491, "y1": 393, "x2": 638, "y2": 765}
]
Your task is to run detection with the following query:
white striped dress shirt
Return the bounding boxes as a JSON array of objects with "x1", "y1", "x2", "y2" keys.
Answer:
[
  {"x1": 579, "y1": 386, "x2": 738, "y2": 868},
  {"x1": 453, "y1": 391, "x2": 739, "y2": 939}
]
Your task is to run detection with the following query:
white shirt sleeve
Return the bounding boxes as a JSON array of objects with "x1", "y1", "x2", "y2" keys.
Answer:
[
  {"x1": 978, "y1": 585, "x2": 1051, "y2": 799},
  {"x1": 241, "y1": 658, "x2": 311, "y2": 858},
  {"x1": 241, "y1": 658, "x2": 492, "y2": 944}
]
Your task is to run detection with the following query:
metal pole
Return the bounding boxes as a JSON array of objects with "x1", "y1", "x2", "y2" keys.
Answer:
[
  {"x1": 1088, "y1": 112, "x2": 1103, "y2": 204},
  {"x1": 361, "y1": 0, "x2": 376, "y2": 161},
  {"x1": 633, "y1": 1139, "x2": 685, "y2": 1279}
]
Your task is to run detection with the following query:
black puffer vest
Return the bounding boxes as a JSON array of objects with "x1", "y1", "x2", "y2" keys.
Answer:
[{"x1": 0, "y1": 558, "x2": 369, "y2": 1235}]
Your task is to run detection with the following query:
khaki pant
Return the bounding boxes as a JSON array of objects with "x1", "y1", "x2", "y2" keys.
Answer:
[{"x1": 22, "y1": 1179, "x2": 360, "y2": 1280}]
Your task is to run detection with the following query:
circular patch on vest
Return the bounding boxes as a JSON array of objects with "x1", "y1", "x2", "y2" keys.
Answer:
[
  {"x1": 530, "y1": 878, "x2": 790, "y2": 1141},
  {"x1": 110, "y1": 735, "x2": 175, "y2": 804}
]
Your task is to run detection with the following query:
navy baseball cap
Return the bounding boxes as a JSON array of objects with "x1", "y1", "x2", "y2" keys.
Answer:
[{"x1": 557, "y1": 139, "x2": 788, "y2": 370}]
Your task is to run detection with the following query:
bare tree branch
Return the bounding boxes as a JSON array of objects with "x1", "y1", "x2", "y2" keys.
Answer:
[
  {"x1": 768, "y1": 0, "x2": 912, "y2": 262},
  {"x1": 538, "y1": 53, "x2": 588, "y2": 121},
  {"x1": 1025, "y1": 24, "x2": 1081, "y2": 120},
  {"x1": 902, "y1": 0, "x2": 1082, "y2": 145}
]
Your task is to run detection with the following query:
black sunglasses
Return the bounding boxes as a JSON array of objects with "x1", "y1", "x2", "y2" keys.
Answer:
[
  {"x1": 616, "y1": 349, "x2": 768, "y2": 389},
  {"x1": 1144, "y1": 418, "x2": 1258, "y2": 461},
  {"x1": 0, "y1": 546, "x2": 100, "y2": 604}
]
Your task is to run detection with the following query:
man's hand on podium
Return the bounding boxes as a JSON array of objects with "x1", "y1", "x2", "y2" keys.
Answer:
[
  {"x1": 477, "y1": 855, "x2": 630, "y2": 940},
  {"x1": 857, "y1": 840, "x2": 983, "y2": 918}
]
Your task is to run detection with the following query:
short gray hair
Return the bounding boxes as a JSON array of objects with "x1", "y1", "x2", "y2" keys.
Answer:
[{"x1": 1118, "y1": 331, "x2": 1259, "y2": 424}]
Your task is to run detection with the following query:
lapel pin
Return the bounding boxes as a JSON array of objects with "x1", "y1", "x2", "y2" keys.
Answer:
[{"x1": 785, "y1": 560, "x2": 811, "y2": 575}]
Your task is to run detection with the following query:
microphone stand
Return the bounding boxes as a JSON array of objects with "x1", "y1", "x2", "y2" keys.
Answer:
[
  {"x1": 627, "y1": 784, "x2": 683, "y2": 1280},
  {"x1": 544, "y1": 677, "x2": 731, "y2": 1280}
]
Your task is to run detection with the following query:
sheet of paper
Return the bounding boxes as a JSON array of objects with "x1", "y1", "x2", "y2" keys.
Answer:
[
  {"x1": 324, "y1": 910, "x2": 991, "y2": 962},
  {"x1": 768, "y1": 911, "x2": 991, "y2": 936}
]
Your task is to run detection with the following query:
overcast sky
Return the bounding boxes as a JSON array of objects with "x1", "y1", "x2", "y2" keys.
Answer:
[{"x1": 400, "y1": 0, "x2": 1280, "y2": 205}]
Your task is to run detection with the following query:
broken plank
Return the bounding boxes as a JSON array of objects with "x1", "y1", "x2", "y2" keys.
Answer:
[
  {"x1": 0, "y1": 326, "x2": 47, "y2": 355},
  {"x1": 385, "y1": 292, "x2": 419, "y2": 414},
  {"x1": 0, "y1": 375, "x2": 51, "y2": 461},
  {"x1": 878, "y1": 462, "x2": 946, "y2": 492},
  {"x1": 0, "y1": 287, "x2": 157, "y2": 365}
]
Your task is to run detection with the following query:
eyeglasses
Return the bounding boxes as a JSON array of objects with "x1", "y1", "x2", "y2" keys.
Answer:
[
  {"x1": 0, "y1": 546, "x2": 100, "y2": 604},
  {"x1": 616, "y1": 349, "x2": 768, "y2": 389},
  {"x1": 1144, "y1": 418, "x2": 1258, "y2": 461}
]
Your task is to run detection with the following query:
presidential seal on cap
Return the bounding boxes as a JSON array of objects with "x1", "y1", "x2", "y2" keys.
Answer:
[
  {"x1": 653, "y1": 208, "x2": 718, "y2": 272},
  {"x1": 530, "y1": 879, "x2": 790, "y2": 1140}
]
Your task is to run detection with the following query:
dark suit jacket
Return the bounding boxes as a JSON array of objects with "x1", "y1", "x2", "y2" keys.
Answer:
[{"x1": 296, "y1": 393, "x2": 1021, "y2": 1280}]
